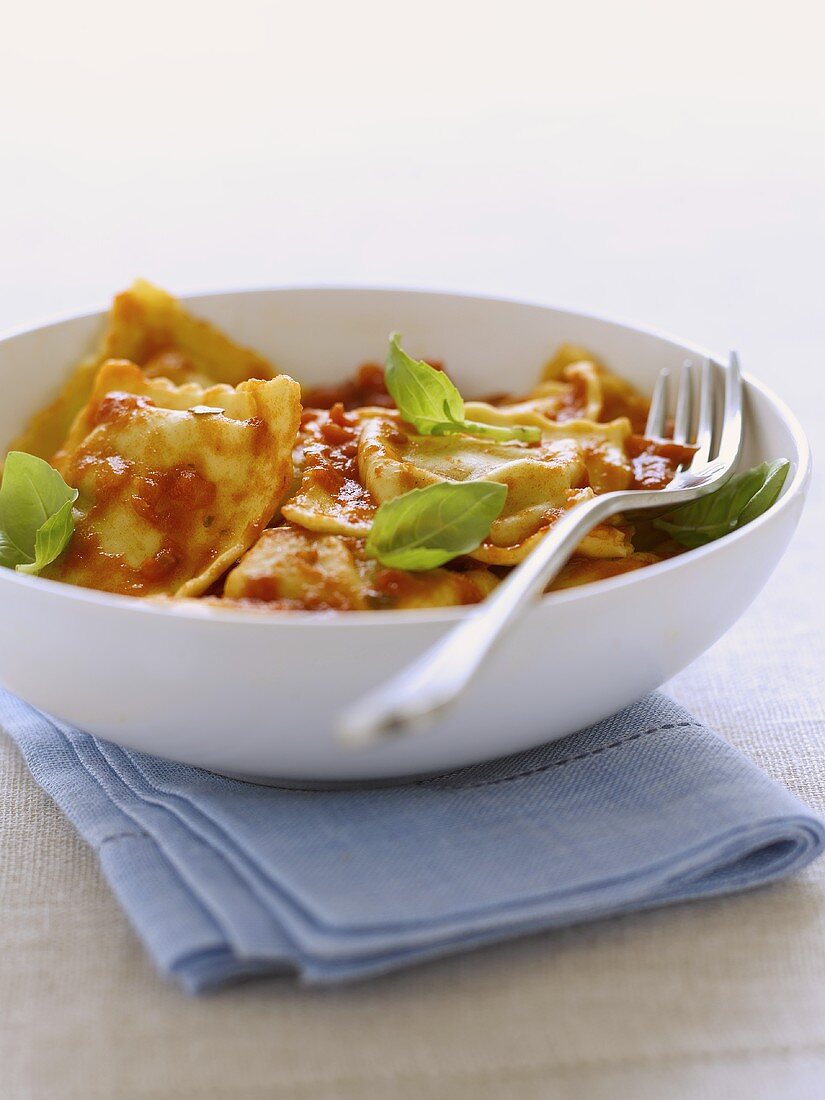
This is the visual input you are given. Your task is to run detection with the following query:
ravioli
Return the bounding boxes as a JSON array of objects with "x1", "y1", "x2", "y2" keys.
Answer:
[
  {"x1": 7, "y1": 315, "x2": 679, "y2": 607},
  {"x1": 532, "y1": 343, "x2": 649, "y2": 429},
  {"x1": 541, "y1": 342, "x2": 606, "y2": 381},
  {"x1": 356, "y1": 415, "x2": 633, "y2": 565},
  {"x1": 463, "y1": 404, "x2": 634, "y2": 493},
  {"x1": 45, "y1": 360, "x2": 301, "y2": 597},
  {"x1": 284, "y1": 402, "x2": 635, "y2": 566},
  {"x1": 10, "y1": 280, "x2": 275, "y2": 460},
  {"x1": 547, "y1": 552, "x2": 662, "y2": 591},
  {"x1": 281, "y1": 404, "x2": 384, "y2": 537},
  {"x1": 223, "y1": 524, "x2": 498, "y2": 610}
]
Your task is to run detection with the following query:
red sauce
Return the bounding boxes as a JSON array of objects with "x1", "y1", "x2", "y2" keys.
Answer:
[
  {"x1": 370, "y1": 566, "x2": 486, "y2": 608},
  {"x1": 48, "y1": 451, "x2": 222, "y2": 596},
  {"x1": 47, "y1": 527, "x2": 152, "y2": 596},
  {"x1": 600, "y1": 392, "x2": 650, "y2": 433},
  {"x1": 300, "y1": 403, "x2": 374, "y2": 516},
  {"x1": 90, "y1": 391, "x2": 155, "y2": 426},
  {"x1": 138, "y1": 545, "x2": 183, "y2": 583},
  {"x1": 384, "y1": 428, "x2": 409, "y2": 448},
  {"x1": 554, "y1": 373, "x2": 589, "y2": 421},
  {"x1": 301, "y1": 360, "x2": 446, "y2": 411},
  {"x1": 130, "y1": 464, "x2": 217, "y2": 524},
  {"x1": 302, "y1": 363, "x2": 394, "y2": 410},
  {"x1": 626, "y1": 435, "x2": 698, "y2": 489},
  {"x1": 372, "y1": 568, "x2": 413, "y2": 599}
]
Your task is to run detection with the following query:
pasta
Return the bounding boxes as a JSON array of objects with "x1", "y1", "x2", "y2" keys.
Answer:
[
  {"x1": 224, "y1": 524, "x2": 498, "y2": 610},
  {"x1": 11, "y1": 280, "x2": 274, "y2": 461},
  {"x1": 3, "y1": 285, "x2": 705, "y2": 612},
  {"x1": 44, "y1": 360, "x2": 300, "y2": 597},
  {"x1": 358, "y1": 415, "x2": 633, "y2": 565}
]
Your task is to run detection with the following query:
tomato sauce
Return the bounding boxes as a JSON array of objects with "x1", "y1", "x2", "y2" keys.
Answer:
[
  {"x1": 302, "y1": 360, "x2": 447, "y2": 411},
  {"x1": 300, "y1": 403, "x2": 375, "y2": 516},
  {"x1": 626, "y1": 435, "x2": 697, "y2": 489},
  {"x1": 50, "y1": 451, "x2": 222, "y2": 595},
  {"x1": 302, "y1": 363, "x2": 394, "y2": 410},
  {"x1": 90, "y1": 391, "x2": 155, "y2": 426}
]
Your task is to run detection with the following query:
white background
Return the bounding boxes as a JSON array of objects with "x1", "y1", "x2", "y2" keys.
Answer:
[{"x1": 1, "y1": 0, "x2": 823, "y2": 435}]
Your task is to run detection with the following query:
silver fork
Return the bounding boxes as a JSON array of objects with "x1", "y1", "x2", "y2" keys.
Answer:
[{"x1": 338, "y1": 352, "x2": 743, "y2": 747}]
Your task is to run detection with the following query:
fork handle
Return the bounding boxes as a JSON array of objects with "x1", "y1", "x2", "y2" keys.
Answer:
[{"x1": 338, "y1": 493, "x2": 621, "y2": 745}]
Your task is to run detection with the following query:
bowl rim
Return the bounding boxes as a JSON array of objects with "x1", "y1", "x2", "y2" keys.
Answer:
[{"x1": 0, "y1": 285, "x2": 812, "y2": 628}]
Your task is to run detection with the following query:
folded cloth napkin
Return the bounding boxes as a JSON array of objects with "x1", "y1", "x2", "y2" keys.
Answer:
[{"x1": 2, "y1": 688, "x2": 823, "y2": 993}]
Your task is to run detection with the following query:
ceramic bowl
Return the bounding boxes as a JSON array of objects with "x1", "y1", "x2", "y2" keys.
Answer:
[{"x1": 0, "y1": 289, "x2": 810, "y2": 781}]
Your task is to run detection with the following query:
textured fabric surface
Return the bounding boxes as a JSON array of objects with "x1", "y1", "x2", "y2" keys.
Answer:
[{"x1": 3, "y1": 690, "x2": 823, "y2": 994}]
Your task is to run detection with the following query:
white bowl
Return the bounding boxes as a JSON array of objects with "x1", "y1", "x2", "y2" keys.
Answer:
[{"x1": 0, "y1": 289, "x2": 810, "y2": 782}]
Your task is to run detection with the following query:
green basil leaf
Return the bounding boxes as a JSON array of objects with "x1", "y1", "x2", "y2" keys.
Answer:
[
  {"x1": 738, "y1": 460, "x2": 791, "y2": 525},
  {"x1": 0, "y1": 451, "x2": 78, "y2": 574},
  {"x1": 430, "y1": 418, "x2": 541, "y2": 443},
  {"x1": 653, "y1": 459, "x2": 790, "y2": 549},
  {"x1": 16, "y1": 499, "x2": 76, "y2": 575},
  {"x1": 385, "y1": 335, "x2": 540, "y2": 444},
  {"x1": 385, "y1": 333, "x2": 465, "y2": 433},
  {"x1": 365, "y1": 480, "x2": 507, "y2": 570},
  {"x1": 0, "y1": 529, "x2": 29, "y2": 569}
]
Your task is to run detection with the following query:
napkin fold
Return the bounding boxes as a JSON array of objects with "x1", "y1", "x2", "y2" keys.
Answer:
[{"x1": 2, "y1": 689, "x2": 822, "y2": 993}]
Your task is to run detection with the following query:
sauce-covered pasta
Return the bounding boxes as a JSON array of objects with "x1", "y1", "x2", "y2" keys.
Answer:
[{"x1": 0, "y1": 282, "x2": 713, "y2": 611}]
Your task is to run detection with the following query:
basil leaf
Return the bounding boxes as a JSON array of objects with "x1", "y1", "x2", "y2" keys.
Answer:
[
  {"x1": 16, "y1": 499, "x2": 76, "y2": 575},
  {"x1": 0, "y1": 451, "x2": 78, "y2": 574},
  {"x1": 385, "y1": 333, "x2": 465, "y2": 433},
  {"x1": 430, "y1": 418, "x2": 542, "y2": 444},
  {"x1": 653, "y1": 459, "x2": 790, "y2": 549},
  {"x1": 365, "y1": 480, "x2": 507, "y2": 570},
  {"x1": 385, "y1": 335, "x2": 540, "y2": 444},
  {"x1": 0, "y1": 529, "x2": 28, "y2": 569},
  {"x1": 738, "y1": 460, "x2": 791, "y2": 525}
]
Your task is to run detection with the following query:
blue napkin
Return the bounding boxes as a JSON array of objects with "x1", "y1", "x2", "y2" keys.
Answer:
[{"x1": 2, "y1": 688, "x2": 822, "y2": 993}]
